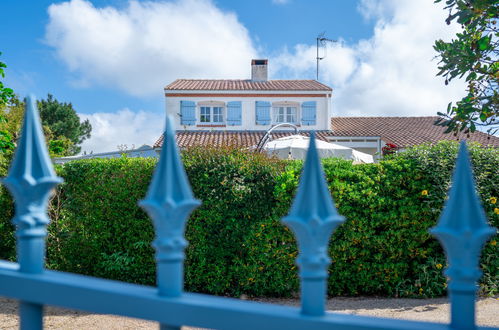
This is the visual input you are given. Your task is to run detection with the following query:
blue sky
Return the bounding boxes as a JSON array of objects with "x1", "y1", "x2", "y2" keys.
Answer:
[{"x1": 0, "y1": 0, "x2": 465, "y2": 152}]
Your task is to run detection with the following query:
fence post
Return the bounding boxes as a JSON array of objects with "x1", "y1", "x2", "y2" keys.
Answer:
[
  {"x1": 2, "y1": 96, "x2": 62, "y2": 330},
  {"x1": 431, "y1": 142, "x2": 495, "y2": 330},
  {"x1": 283, "y1": 134, "x2": 345, "y2": 316},
  {"x1": 140, "y1": 115, "x2": 200, "y2": 330}
]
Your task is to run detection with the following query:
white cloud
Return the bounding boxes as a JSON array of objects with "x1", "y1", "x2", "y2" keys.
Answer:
[
  {"x1": 272, "y1": 0, "x2": 467, "y2": 117},
  {"x1": 45, "y1": 0, "x2": 258, "y2": 97},
  {"x1": 272, "y1": 0, "x2": 290, "y2": 4},
  {"x1": 357, "y1": 0, "x2": 391, "y2": 21},
  {"x1": 47, "y1": 0, "x2": 471, "y2": 151},
  {"x1": 272, "y1": 41, "x2": 357, "y2": 86},
  {"x1": 79, "y1": 109, "x2": 164, "y2": 153}
]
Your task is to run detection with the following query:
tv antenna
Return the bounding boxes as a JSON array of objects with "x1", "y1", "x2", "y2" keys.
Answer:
[{"x1": 316, "y1": 32, "x2": 336, "y2": 81}]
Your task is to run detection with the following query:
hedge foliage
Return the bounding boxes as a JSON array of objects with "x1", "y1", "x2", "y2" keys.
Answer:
[
  {"x1": 273, "y1": 142, "x2": 498, "y2": 297},
  {"x1": 47, "y1": 157, "x2": 158, "y2": 284},
  {"x1": 0, "y1": 141, "x2": 497, "y2": 298}
]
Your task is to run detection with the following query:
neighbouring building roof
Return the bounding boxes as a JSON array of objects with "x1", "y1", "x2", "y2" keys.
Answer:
[
  {"x1": 331, "y1": 116, "x2": 499, "y2": 148},
  {"x1": 164, "y1": 79, "x2": 332, "y2": 91},
  {"x1": 153, "y1": 116, "x2": 499, "y2": 149},
  {"x1": 54, "y1": 145, "x2": 157, "y2": 164}
]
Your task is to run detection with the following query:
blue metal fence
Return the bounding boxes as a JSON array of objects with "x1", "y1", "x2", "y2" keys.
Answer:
[{"x1": 0, "y1": 96, "x2": 496, "y2": 330}]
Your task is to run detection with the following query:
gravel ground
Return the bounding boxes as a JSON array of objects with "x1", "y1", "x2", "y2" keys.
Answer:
[{"x1": 1, "y1": 296, "x2": 497, "y2": 329}]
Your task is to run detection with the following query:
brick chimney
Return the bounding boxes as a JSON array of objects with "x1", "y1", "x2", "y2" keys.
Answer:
[{"x1": 251, "y1": 59, "x2": 268, "y2": 82}]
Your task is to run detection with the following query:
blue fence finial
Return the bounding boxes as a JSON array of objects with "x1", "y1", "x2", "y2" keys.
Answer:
[
  {"x1": 3, "y1": 95, "x2": 62, "y2": 207},
  {"x1": 431, "y1": 141, "x2": 495, "y2": 329},
  {"x1": 140, "y1": 115, "x2": 200, "y2": 299},
  {"x1": 2, "y1": 95, "x2": 62, "y2": 329},
  {"x1": 283, "y1": 133, "x2": 345, "y2": 316},
  {"x1": 3, "y1": 94, "x2": 62, "y2": 259}
]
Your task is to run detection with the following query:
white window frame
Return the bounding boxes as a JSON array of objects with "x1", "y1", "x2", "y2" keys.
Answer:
[
  {"x1": 198, "y1": 103, "x2": 225, "y2": 124},
  {"x1": 273, "y1": 106, "x2": 298, "y2": 124}
]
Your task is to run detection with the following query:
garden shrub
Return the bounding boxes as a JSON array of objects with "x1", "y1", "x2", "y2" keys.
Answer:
[
  {"x1": 211, "y1": 141, "x2": 497, "y2": 297},
  {"x1": 0, "y1": 141, "x2": 496, "y2": 298},
  {"x1": 274, "y1": 158, "x2": 446, "y2": 297},
  {"x1": 0, "y1": 184, "x2": 14, "y2": 261},
  {"x1": 0, "y1": 154, "x2": 15, "y2": 261},
  {"x1": 387, "y1": 141, "x2": 498, "y2": 296},
  {"x1": 47, "y1": 157, "x2": 158, "y2": 284},
  {"x1": 50, "y1": 147, "x2": 284, "y2": 296},
  {"x1": 181, "y1": 147, "x2": 285, "y2": 295}
]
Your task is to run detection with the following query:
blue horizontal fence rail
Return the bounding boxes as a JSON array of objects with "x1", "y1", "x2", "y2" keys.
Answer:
[{"x1": 0, "y1": 96, "x2": 497, "y2": 330}]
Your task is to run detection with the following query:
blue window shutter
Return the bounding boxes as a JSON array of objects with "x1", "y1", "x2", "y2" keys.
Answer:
[
  {"x1": 301, "y1": 101, "x2": 317, "y2": 125},
  {"x1": 227, "y1": 101, "x2": 242, "y2": 126},
  {"x1": 255, "y1": 101, "x2": 271, "y2": 125},
  {"x1": 180, "y1": 101, "x2": 196, "y2": 125}
]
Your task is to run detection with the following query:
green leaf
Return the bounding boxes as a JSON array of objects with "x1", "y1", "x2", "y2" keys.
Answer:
[
  {"x1": 466, "y1": 72, "x2": 477, "y2": 81},
  {"x1": 477, "y1": 36, "x2": 490, "y2": 51}
]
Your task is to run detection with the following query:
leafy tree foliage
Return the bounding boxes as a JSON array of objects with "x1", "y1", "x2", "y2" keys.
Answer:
[
  {"x1": 0, "y1": 115, "x2": 14, "y2": 156},
  {"x1": 434, "y1": 0, "x2": 498, "y2": 135},
  {"x1": 0, "y1": 95, "x2": 92, "y2": 158},
  {"x1": 0, "y1": 52, "x2": 15, "y2": 159},
  {"x1": 37, "y1": 94, "x2": 92, "y2": 155},
  {"x1": 0, "y1": 54, "x2": 88, "y2": 164},
  {"x1": 0, "y1": 52, "x2": 14, "y2": 106}
]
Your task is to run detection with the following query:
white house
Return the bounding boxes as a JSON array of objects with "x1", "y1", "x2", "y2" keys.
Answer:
[
  {"x1": 165, "y1": 59, "x2": 333, "y2": 131},
  {"x1": 154, "y1": 60, "x2": 499, "y2": 158}
]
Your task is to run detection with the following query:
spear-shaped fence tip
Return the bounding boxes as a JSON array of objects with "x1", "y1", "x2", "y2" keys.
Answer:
[
  {"x1": 2, "y1": 94, "x2": 62, "y2": 280},
  {"x1": 139, "y1": 115, "x2": 200, "y2": 298},
  {"x1": 4, "y1": 95, "x2": 61, "y2": 189},
  {"x1": 430, "y1": 141, "x2": 495, "y2": 329},
  {"x1": 3, "y1": 94, "x2": 62, "y2": 232},
  {"x1": 282, "y1": 132, "x2": 344, "y2": 316}
]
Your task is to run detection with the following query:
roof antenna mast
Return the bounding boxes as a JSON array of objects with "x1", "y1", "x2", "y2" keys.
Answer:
[{"x1": 316, "y1": 32, "x2": 336, "y2": 81}]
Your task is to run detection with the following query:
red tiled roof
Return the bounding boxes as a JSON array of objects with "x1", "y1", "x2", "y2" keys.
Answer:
[
  {"x1": 153, "y1": 131, "x2": 333, "y2": 149},
  {"x1": 153, "y1": 117, "x2": 499, "y2": 149},
  {"x1": 331, "y1": 116, "x2": 499, "y2": 148},
  {"x1": 164, "y1": 79, "x2": 332, "y2": 91}
]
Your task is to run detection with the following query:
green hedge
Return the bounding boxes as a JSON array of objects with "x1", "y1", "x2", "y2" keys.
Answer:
[
  {"x1": 0, "y1": 154, "x2": 14, "y2": 261},
  {"x1": 0, "y1": 141, "x2": 496, "y2": 298},
  {"x1": 182, "y1": 147, "x2": 285, "y2": 295},
  {"x1": 47, "y1": 157, "x2": 158, "y2": 284},
  {"x1": 386, "y1": 142, "x2": 498, "y2": 295}
]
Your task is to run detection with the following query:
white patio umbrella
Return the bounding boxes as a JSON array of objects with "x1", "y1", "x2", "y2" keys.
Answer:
[{"x1": 264, "y1": 135, "x2": 374, "y2": 163}]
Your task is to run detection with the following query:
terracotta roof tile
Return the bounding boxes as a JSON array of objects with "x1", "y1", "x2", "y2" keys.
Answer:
[
  {"x1": 153, "y1": 131, "x2": 332, "y2": 149},
  {"x1": 331, "y1": 116, "x2": 499, "y2": 148},
  {"x1": 164, "y1": 79, "x2": 332, "y2": 91}
]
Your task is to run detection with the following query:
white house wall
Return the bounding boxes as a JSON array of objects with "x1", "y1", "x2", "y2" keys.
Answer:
[{"x1": 166, "y1": 95, "x2": 331, "y2": 131}]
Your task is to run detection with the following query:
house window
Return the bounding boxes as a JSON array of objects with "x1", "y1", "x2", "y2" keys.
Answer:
[
  {"x1": 200, "y1": 106, "x2": 224, "y2": 123},
  {"x1": 274, "y1": 106, "x2": 297, "y2": 124}
]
